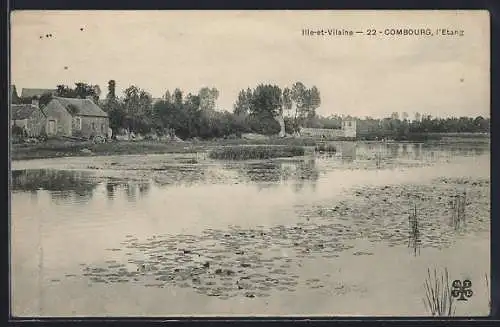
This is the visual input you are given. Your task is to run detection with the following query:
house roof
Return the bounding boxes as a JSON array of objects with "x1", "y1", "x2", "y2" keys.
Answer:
[
  {"x1": 21, "y1": 88, "x2": 57, "y2": 99},
  {"x1": 51, "y1": 97, "x2": 108, "y2": 117},
  {"x1": 11, "y1": 104, "x2": 44, "y2": 120}
]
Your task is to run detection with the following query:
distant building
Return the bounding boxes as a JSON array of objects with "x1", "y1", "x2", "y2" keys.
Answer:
[
  {"x1": 10, "y1": 99, "x2": 47, "y2": 137},
  {"x1": 342, "y1": 117, "x2": 357, "y2": 138},
  {"x1": 300, "y1": 118, "x2": 357, "y2": 140},
  {"x1": 20, "y1": 88, "x2": 57, "y2": 99},
  {"x1": 42, "y1": 96, "x2": 109, "y2": 138}
]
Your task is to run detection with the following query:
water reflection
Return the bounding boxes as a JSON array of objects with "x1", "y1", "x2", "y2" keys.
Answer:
[
  {"x1": 105, "y1": 180, "x2": 151, "y2": 201},
  {"x1": 10, "y1": 141, "x2": 489, "y2": 207},
  {"x1": 230, "y1": 159, "x2": 320, "y2": 191},
  {"x1": 341, "y1": 143, "x2": 357, "y2": 163},
  {"x1": 11, "y1": 169, "x2": 99, "y2": 203},
  {"x1": 348, "y1": 141, "x2": 488, "y2": 162},
  {"x1": 11, "y1": 159, "x2": 322, "y2": 206}
]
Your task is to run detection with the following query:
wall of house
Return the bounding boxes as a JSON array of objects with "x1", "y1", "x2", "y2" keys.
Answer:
[
  {"x1": 26, "y1": 108, "x2": 47, "y2": 137},
  {"x1": 42, "y1": 100, "x2": 73, "y2": 136},
  {"x1": 11, "y1": 119, "x2": 28, "y2": 129},
  {"x1": 73, "y1": 116, "x2": 109, "y2": 138}
]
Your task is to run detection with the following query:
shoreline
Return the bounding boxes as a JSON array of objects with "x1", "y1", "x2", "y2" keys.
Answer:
[{"x1": 10, "y1": 136, "x2": 490, "y2": 161}]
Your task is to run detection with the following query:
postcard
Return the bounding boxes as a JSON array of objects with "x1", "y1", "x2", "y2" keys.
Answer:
[{"x1": 10, "y1": 10, "x2": 490, "y2": 317}]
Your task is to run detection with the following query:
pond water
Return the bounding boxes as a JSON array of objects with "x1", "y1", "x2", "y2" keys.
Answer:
[{"x1": 10, "y1": 141, "x2": 491, "y2": 317}]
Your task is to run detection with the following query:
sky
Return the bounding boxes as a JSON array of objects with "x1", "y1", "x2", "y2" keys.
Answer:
[{"x1": 10, "y1": 10, "x2": 490, "y2": 119}]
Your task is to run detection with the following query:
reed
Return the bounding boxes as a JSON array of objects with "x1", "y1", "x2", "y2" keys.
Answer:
[
  {"x1": 375, "y1": 153, "x2": 382, "y2": 169},
  {"x1": 408, "y1": 203, "x2": 421, "y2": 256},
  {"x1": 314, "y1": 142, "x2": 337, "y2": 153},
  {"x1": 208, "y1": 145, "x2": 305, "y2": 160},
  {"x1": 450, "y1": 190, "x2": 467, "y2": 231},
  {"x1": 423, "y1": 267, "x2": 455, "y2": 316}
]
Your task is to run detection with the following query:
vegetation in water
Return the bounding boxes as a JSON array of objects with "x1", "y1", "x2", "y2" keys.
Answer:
[
  {"x1": 314, "y1": 142, "x2": 337, "y2": 153},
  {"x1": 408, "y1": 203, "x2": 421, "y2": 256},
  {"x1": 423, "y1": 267, "x2": 455, "y2": 317},
  {"x1": 208, "y1": 145, "x2": 305, "y2": 160},
  {"x1": 451, "y1": 191, "x2": 467, "y2": 231}
]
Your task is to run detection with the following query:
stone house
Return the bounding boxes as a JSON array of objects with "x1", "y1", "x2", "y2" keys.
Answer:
[
  {"x1": 42, "y1": 96, "x2": 109, "y2": 138},
  {"x1": 10, "y1": 100, "x2": 47, "y2": 137}
]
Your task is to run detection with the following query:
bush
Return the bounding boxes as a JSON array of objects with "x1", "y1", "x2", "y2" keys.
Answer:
[{"x1": 209, "y1": 145, "x2": 305, "y2": 160}]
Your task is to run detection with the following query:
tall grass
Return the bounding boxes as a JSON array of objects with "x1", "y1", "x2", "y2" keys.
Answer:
[
  {"x1": 450, "y1": 190, "x2": 467, "y2": 231},
  {"x1": 423, "y1": 267, "x2": 455, "y2": 316},
  {"x1": 408, "y1": 203, "x2": 421, "y2": 256},
  {"x1": 314, "y1": 142, "x2": 337, "y2": 153},
  {"x1": 208, "y1": 145, "x2": 305, "y2": 160}
]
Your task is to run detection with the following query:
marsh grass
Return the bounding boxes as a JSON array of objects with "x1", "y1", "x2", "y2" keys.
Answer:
[
  {"x1": 208, "y1": 145, "x2": 305, "y2": 160},
  {"x1": 375, "y1": 153, "x2": 382, "y2": 169},
  {"x1": 12, "y1": 137, "x2": 316, "y2": 160},
  {"x1": 408, "y1": 203, "x2": 421, "y2": 256},
  {"x1": 314, "y1": 142, "x2": 337, "y2": 153},
  {"x1": 450, "y1": 190, "x2": 467, "y2": 231},
  {"x1": 423, "y1": 267, "x2": 455, "y2": 317}
]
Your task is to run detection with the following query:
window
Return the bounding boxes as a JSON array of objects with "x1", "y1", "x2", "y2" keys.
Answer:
[
  {"x1": 91, "y1": 122, "x2": 96, "y2": 131},
  {"x1": 348, "y1": 122, "x2": 351, "y2": 127},
  {"x1": 75, "y1": 117, "x2": 82, "y2": 130},
  {"x1": 101, "y1": 124, "x2": 105, "y2": 133}
]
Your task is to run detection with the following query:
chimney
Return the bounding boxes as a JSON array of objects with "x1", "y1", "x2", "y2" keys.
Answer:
[{"x1": 31, "y1": 97, "x2": 39, "y2": 107}]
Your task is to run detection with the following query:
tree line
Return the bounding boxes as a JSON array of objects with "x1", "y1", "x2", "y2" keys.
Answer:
[{"x1": 11, "y1": 81, "x2": 489, "y2": 140}]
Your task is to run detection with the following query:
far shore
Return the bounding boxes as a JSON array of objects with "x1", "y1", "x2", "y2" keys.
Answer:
[{"x1": 10, "y1": 133, "x2": 490, "y2": 161}]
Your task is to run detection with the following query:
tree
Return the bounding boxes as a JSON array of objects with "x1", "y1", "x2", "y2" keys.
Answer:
[
  {"x1": 199, "y1": 87, "x2": 219, "y2": 112},
  {"x1": 56, "y1": 82, "x2": 100, "y2": 103},
  {"x1": 164, "y1": 90, "x2": 172, "y2": 104},
  {"x1": 233, "y1": 89, "x2": 252, "y2": 116},
  {"x1": 56, "y1": 84, "x2": 76, "y2": 98},
  {"x1": 291, "y1": 82, "x2": 307, "y2": 122},
  {"x1": 248, "y1": 84, "x2": 282, "y2": 135},
  {"x1": 122, "y1": 85, "x2": 153, "y2": 133},
  {"x1": 282, "y1": 87, "x2": 292, "y2": 114},
  {"x1": 173, "y1": 88, "x2": 183, "y2": 107},
  {"x1": 304, "y1": 86, "x2": 321, "y2": 119},
  {"x1": 106, "y1": 80, "x2": 116, "y2": 100},
  {"x1": 288, "y1": 82, "x2": 321, "y2": 132}
]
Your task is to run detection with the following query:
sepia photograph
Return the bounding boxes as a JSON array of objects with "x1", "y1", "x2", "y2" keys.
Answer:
[{"x1": 9, "y1": 10, "x2": 490, "y2": 317}]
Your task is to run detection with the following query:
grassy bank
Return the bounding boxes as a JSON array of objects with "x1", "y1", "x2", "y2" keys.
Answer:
[
  {"x1": 208, "y1": 145, "x2": 305, "y2": 160},
  {"x1": 11, "y1": 140, "x2": 202, "y2": 161},
  {"x1": 11, "y1": 137, "x2": 316, "y2": 161}
]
